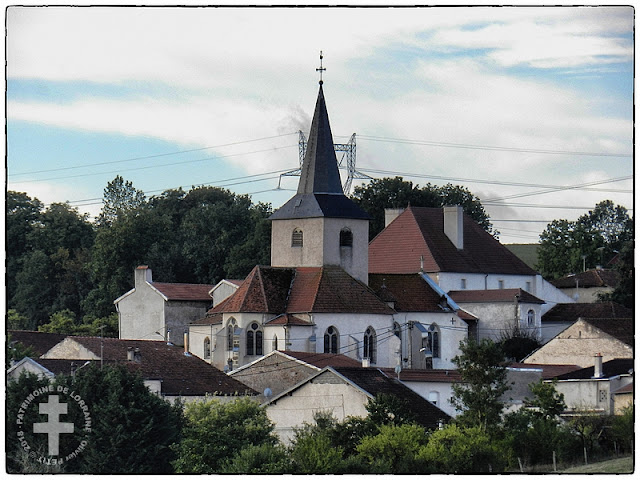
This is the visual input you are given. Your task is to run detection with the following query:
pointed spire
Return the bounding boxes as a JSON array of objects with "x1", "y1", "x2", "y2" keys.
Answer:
[{"x1": 297, "y1": 83, "x2": 343, "y2": 195}]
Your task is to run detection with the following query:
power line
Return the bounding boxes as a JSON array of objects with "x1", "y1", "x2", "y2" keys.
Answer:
[{"x1": 358, "y1": 135, "x2": 632, "y2": 158}]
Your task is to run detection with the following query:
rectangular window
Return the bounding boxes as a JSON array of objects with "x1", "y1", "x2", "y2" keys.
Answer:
[
  {"x1": 498, "y1": 280, "x2": 504, "y2": 289},
  {"x1": 460, "y1": 278, "x2": 467, "y2": 289},
  {"x1": 525, "y1": 281, "x2": 532, "y2": 292}
]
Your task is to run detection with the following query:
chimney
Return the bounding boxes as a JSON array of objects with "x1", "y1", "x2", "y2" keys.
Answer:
[
  {"x1": 384, "y1": 208, "x2": 405, "y2": 228},
  {"x1": 127, "y1": 346, "x2": 135, "y2": 361},
  {"x1": 135, "y1": 265, "x2": 153, "y2": 287},
  {"x1": 184, "y1": 332, "x2": 189, "y2": 354},
  {"x1": 593, "y1": 353, "x2": 603, "y2": 378},
  {"x1": 443, "y1": 206, "x2": 464, "y2": 250},
  {"x1": 362, "y1": 358, "x2": 370, "y2": 368}
]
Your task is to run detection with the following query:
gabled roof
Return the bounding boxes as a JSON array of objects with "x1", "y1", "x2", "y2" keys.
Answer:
[
  {"x1": 265, "y1": 314, "x2": 312, "y2": 326},
  {"x1": 580, "y1": 318, "x2": 634, "y2": 347},
  {"x1": 369, "y1": 206, "x2": 536, "y2": 275},
  {"x1": 551, "y1": 269, "x2": 620, "y2": 289},
  {"x1": 209, "y1": 266, "x2": 394, "y2": 316},
  {"x1": 449, "y1": 288, "x2": 545, "y2": 304},
  {"x1": 150, "y1": 282, "x2": 214, "y2": 301},
  {"x1": 554, "y1": 358, "x2": 633, "y2": 380},
  {"x1": 43, "y1": 336, "x2": 256, "y2": 397},
  {"x1": 368, "y1": 273, "x2": 452, "y2": 312},
  {"x1": 541, "y1": 302, "x2": 632, "y2": 323},
  {"x1": 269, "y1": 84, "x2": 368, "y2": 221},
  {"x1": 8, "y1": 330, "x2": 68, "y2": 357}
]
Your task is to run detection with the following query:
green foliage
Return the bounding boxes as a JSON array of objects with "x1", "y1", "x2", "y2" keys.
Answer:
[
  {"x1": 352, "y1": 176, "x2": 494, "y2": 239},
  {"x1": 8, "y1": 309, "x2": 31, "y2": 330},
  {"x1": 537, "y1": 200, "x2": 632, "y2": 279},
  {"x1": 599, "y1": 240, "x2": 634, "y2": 310},
  {"x1": 524, "y1": 379, "x2": 566, "y2": 420},
  {"x1": 356, "y1": 423, "x2": 429, "y2": 473},
  {"x1": 289, "y1": 427, "x2": 346, "y2": 474},
  {"x1": 97, "y1": 175, "x2": 147, "y2": 227},
  {"x1": 7, "y1": 335, "x2": 38, "y2": 368},
  {"x1": 220, "y1": 443, "x2": 293, "y2": 474},
  {"x1": 365, "y1": 392, "x2": 418, "y2": 427},
  {"x1": 171, "y1": 397, "x2": 277, "y2": 473},
  {"x1": 611, "y1": 406, "x2": 633, "y2": 453},
  {"x1": 37, "y1": 310, "x2": 118, "y2": 337},
  {"x1": 451, "y1": 338, "x2": 511, "y2": 433},
  {"x1": 11, "y1": 250, "x2": 55, "y2": 328},
  {"x1": 418, "y1": 424, "x2": 504, "y2": 473},
  {"x1": 498, "y1": 325, "x2": 542, "y2": 362}
]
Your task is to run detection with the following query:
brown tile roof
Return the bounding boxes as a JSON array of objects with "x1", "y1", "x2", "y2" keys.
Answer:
[
  {"x1": 380, "y1": 367, "x2": 463, "y2": 383},
  {"x1": 193, "y1": 311, "x2": 224, "y2": 325},
  {"x1": 542, "y1": 302, "x2": 633, "y2": 323},
  {"x1": 211, "y1": 266, "x2": 394, "y2": 316},
  {"x1": 282, "y1": 350, "x2": 362, "y2": 368},
  {"x1": 509, "y1": 363, "x2": 582, "y2": 379},
  {"x1": 582, "y1": 318, "x2": 634, "y2": 347},
  {"x1": 334, "y1": 367, "x2": 451, "y2": 428},
  {"x1": 8, "y1": 330, "x2": 68, "y2": 357},
  {"x1": 368, "y1": 274, "x2": 445, "y2": 312},
  {"x1": 449, "y1": 288, "x2": 544, "y2": 304},
  {"x1": 51, "y1": 337, "x2": 256, "y2": 396},
  {"x1": 456, "y1": 309, "x2": 478, "y2": 321},
  {"x1": 151, "y1": 282, "x2": 214, "y2": 301},
  {"x1": 369, "y1": 206, "x2": 536, "y2": 275},
  {"x1": 266, "y1": 314, "x2": 312, "y2": 326},
  {"x1": 551, "y1": 269, "x2": 620, "y2": 289},
  {"x1": 554, "y1": 359, "x2": 633, "y2": 380},
  {"x1": 614, "y1": 382, "x2": 633, "y2": 394},
  {"x1": 31, "y1": 358, "x2": 100, "y2": 376}
]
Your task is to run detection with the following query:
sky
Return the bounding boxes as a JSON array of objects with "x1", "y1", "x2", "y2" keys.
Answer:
[{"x1": 6, "y1": 5, "x2": 634, "y2": 245}]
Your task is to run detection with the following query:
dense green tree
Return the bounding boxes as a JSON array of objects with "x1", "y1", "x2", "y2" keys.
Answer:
[
  {"x1": 356, "y1": 423, "x2": 429, "y2": 473},
  {"x1": 524, "y1": 379, "x2": 566, "y2": 420},
  {"x1": 171, "y1": 397, "x2": 277, "y2": 473},
  {"x1": 6, "y1": 335, "x2": 37, "y2": 368},
  {"x1": 220, "y1": 443, "x2": 293, "y2": 474},
  {"x1": 611, "y1": 406, "x2": 633, "y2": 454},
  {"x1": 418, "y1": 424, "x2": 504, "y2": 473},
  {"x1": 599, "y1": 239, "x2": 634, "y2": 310},
  {"x1": 7, "y1": 309, "x2": 31, "y2": 330},
  {"x1": 97, "y1": 175, "x2": 146, "y2": 227},
  {"x1": 11, "y1": 250, "x2": 55, "y2": 329},
  {"x1": 537, "y1": 200, "x2": 632, "y2": 279},
  {"x1": 451, "y1": 338, "x2": 511, "y2": 433},
  {"x1": 351, "y1": 176, "x2": 493, "y2": 239},
  {"x1": 289, "y1": 428, "x2": 346, "y2": 474},
  {"x1": 498, "y1": 325, "x2": 542, "y2": 362}
]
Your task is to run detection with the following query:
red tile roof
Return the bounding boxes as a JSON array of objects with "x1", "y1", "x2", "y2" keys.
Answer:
[
  {"x1": 369, "y1": 206, "x2": 536, "y2": 275},
  {"x1": 282, "y1": 350, "x2": 363, "y2": 368},
  {"x1": 8, "y1": 330, "x2": 68, "y2": 357},
  {"x1": 449, "y1": 288, "x2": 545, "y2": 304},
  {"x1": 48, "y1": 337, "x2": 256, "y2": 396},
  {"x1": 551, "y1": 269, "x2": 620, "y2": 289},
  {"x1": 211, "y1": 266, "x2": 394, "y2": 316},
  {"x1": 368, "y1": 274, "x2": 445, "y2": 312},
  {"x1": 151, "y1": 282, "x2": 214, "y2": 301},
  {"x1": 266, "y1": 314, "x2": 312, "y2": 326}
]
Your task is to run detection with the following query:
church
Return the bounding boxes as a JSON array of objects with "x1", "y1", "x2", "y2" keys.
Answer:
[{"x1": 187, "y1": 78, "x2": 470, "y2": 372}]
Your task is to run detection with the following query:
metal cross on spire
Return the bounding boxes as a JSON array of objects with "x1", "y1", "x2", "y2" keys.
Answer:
[{"x1": 316, "y1": 51, "x2": 326, "y2": 85}]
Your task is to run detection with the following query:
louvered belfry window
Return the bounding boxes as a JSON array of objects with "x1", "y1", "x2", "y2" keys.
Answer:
[{"x1": 292, "y1": 228, "x2": 303, "y2": 247}]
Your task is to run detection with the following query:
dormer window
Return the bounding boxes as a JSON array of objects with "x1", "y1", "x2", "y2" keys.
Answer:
[
  {"x1": 292, "y1": 228, "x2": 303, "y2": 247},
  {"x1": 340, "y1": 228, "x2": 353, "y2": 247}
]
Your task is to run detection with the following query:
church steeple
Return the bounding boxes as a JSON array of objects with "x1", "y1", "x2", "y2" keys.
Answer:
[{"x1": 297, "y1": 83, "x2": 343, "y2": 195}]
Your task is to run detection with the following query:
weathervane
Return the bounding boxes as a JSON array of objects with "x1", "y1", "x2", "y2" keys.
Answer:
[{"x1": 316, "y1": 51, "x2": 326, "y2": 85}]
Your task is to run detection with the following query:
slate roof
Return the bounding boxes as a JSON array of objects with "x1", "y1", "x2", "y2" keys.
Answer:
[
  {"x1": 151, "y1": 282, "x2": 214, "y2": 301},
  {"x1": 46, "y1": 337, "x2": 256, "y2": 397},
  {"x1": 369, "y1": 274, "x2": 447, "y2": 312},
  {"x1": 509, "y1": 362, "x2": 582, "y2": 379},
  {"x1": 554, "y1": 358, "x2": 634, "y2": 380},
  {"x1": 282, "y1": 350, "x2": 363, "y2": 368},
  {"x1": 8, "y1": 330, "x2": 68, "y2": 357},
  {"x1": 542, "y1": 302, "x2": 632, "y2": 323},
  {"x1": 379, "y1": 367, "x2": 463, "y2": 383},
  {"x1": 369, "y1": 206, "x2": 536, "y2": 275},
  {"x1": 334, "y1": 367, "x2": 451, "y2": 428},
  {"x1": 449, "y1": 288, "x2": 545, "y2": 304},
  {"x1": 208, "y1": 265, "x2": 394, "y2": 317},
  {"x1": 551, "y1": 269, "x2": 620, "y2": 289}
]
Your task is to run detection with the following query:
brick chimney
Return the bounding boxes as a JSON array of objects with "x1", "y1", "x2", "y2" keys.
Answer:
[
  {"x1": 444, "y1": 206, "x2": 464, "y2": 250},
  {"x1": 135, "y1": 265, "x2": 153, "y2": 287}
]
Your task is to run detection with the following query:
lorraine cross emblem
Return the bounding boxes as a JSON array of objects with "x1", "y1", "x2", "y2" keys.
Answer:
[{"x1": 33, "y1": 395, "x2": 75, "y2": 456}]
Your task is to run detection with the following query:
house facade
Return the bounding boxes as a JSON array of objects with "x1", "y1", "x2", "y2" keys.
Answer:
[
  {"x1": 115, "y1": 265, "x2": 213, "y2": 346},
  {"x1": 550, "y1": 268, "x2": 620, "y2": 303}
]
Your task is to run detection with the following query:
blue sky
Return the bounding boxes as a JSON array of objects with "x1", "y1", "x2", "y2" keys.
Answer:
[{"x1": 6, "y1": 5, "x2": 633, "y2": 244}]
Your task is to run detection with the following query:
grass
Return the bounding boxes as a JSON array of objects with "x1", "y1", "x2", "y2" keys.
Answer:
[{"x1": 560, "y1": 456, "x2": 634, "y2": 474}]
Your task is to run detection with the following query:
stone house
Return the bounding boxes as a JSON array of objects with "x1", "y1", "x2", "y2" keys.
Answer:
[
  {"x1": 539, "y1": 301, "x2": 632, "y2": 343},
  {"x1": 523, "y1": 317, "x2": 633, "y2": 367},
  {"x1": 369, "y1": 206, "x2": 574, "y2": 341},
  {"x1": 550, "y1": 268, "x2": 620, "y2": 303},
  {"x1": 551, "y1": 356, "x2": 633, "y2": 416},
  {"x1": 265, "y1": 366, "x2": 451, "y2": 444},
  {"x1": 115, "y1": 265, "x2": 213, "y2": 346}
]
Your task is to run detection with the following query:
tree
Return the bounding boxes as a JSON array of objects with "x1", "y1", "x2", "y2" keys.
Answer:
[
  {"x1": 11, "y1": 250, "x2": 55, "y2": 329},
  {"x1": 498, "y1": 325, "x2": 542, "y2": 362},
  {"x1": 6, "y1": 335, "x2": 37, "y2": 368},
  {"x1": 524, "y1": 379, "x2": 566, "y2": 421},
  {"x1": 97, "y1": 175, "x2": 146, "y2": 227},
  {"x1": 451, "y1": 338, "x2": 511, "y2": 433},
  {"x1": 364, "y1": 393, "x2": 417, "y2": 427},
  {"x1": 537, "y1": 200, "x2": 632, "y2": 279},
  {"x1": 352, "y1": 177, "x2": 493, "y2": 239},
  {"x1": 599, "y1": 239, "x2": 634, "y2": 310},
  {"x1": 171, "y1": 397, "x2": 277, "y2": 473},
  {"x1": 220, "y1": 443, "x2": 293, "y2": 474},
  {"x1": 356, "y1": 423, "x2": 429, "y2": 473},
  {"x1": 418, "y1": 424, "x2": 504, "y2": 473}
]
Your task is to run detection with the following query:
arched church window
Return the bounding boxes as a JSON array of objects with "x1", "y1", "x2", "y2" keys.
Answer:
[
  {"x1": 324, "y1": 326, "x2": 339, "y2": 354},
  {"x1": 527, "y1": 309, "x2": 536, "y2": 327},
  {"x1": 246, "y1": 322, "x2": 263, "y2": 356},
  {"x1": 204, "y1": 337, "x2": 211, "y2": 359},
  {"x1": 427, "y1": 324, "x2": 440, "y2": 359},
  {"x1": 272, "y1": 335, "x2": 278, "y2": 351},
  {"x1": 340, "y1": 228, "x2": 353, "y2": 247},
  {"x1": 227, "y1": 318, "x2": 238, "y2": 351},
  {"x1": 363, "y1": 327, "x2": 376, "y2": 363},
  {"x1": 292, "y1": 228, "x2": 303, "y2": 247}
]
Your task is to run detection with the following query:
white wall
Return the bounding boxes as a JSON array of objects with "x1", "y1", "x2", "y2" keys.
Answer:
[
  {"x1": 400, "y1": 380, "x2": 458, "y2": 417},
  {"x1": 118, "y1": 284, "x2": 166, "y2": 343}
]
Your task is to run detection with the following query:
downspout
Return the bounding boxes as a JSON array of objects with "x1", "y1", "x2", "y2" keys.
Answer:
[{"x1": 514, "y1": 293, "x2": 521, "y2": 332}]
